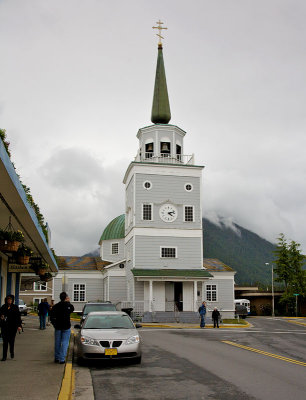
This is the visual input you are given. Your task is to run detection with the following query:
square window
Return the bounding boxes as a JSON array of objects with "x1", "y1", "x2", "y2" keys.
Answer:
[
  {"x1": 143, "y1": 204, "x2": 152, "y2": 220},
  {"x1": 161, "y1": 247, "x2": 176, "y2": 258},
  {"x1": 206, "y1": 284, "x2": 217, "y2": 302}
]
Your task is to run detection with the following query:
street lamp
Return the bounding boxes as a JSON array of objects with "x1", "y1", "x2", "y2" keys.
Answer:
[{"x1": 265, "y1": 262, "x2": 275, "y2": 317}]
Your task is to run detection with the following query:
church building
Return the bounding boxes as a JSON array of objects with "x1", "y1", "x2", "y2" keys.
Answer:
[{"x1": 98, "y1": 28, "x2": 236, "y2": 321}]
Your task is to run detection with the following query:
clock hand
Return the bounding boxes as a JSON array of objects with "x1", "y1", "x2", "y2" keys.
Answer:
[{"x1": 168, "y1": 211, "x2": 175, "y2": 216}]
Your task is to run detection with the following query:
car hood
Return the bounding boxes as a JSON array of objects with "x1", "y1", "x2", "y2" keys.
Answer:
[{"x1": 80, "y1": 328, "x2": 138, "y2": 340}]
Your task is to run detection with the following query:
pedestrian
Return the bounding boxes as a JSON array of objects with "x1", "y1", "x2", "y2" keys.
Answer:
[
  {"x1": 212, "y1": 307, "x2": 220, "y2": 328},
  {"x1": 198, "y1": 301, "x2": 206, "y2": 328},
  {"x1": 0, "y1": 294, "x2": 22, "y2": 361},
  {"x1": 47, "y1": 299, "x2": 55, "y2": 326},
  {"x1": 50, "y1": 292, "x2": 74, "y2": 364},
  {"x1": 38, "y1": 298, "x2": 50, "y2": 330}
]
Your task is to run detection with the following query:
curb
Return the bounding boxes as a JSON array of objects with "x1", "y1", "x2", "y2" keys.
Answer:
[
  {"x1": 58, "y1": 334, "x2": 75, "y2": 400},
  {"x1": 141, "y1": 321, "x2": 251, "y2": 328}
]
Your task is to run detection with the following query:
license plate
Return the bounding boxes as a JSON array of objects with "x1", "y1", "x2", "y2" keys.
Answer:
[{"x1": 105, "y1": 348, "x2": 118, "y2": 356}]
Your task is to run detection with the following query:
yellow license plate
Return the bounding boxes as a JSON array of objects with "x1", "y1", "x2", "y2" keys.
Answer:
[{"x1": 105, "y1": 348, "x2": 118, "y2": 356}]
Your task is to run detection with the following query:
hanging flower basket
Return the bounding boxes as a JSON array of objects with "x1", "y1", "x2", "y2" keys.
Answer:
[
  {"x1": 17, "y1": 255, "x2": 30, "y2": 265},
  {"x1": 0, "y1": 240, "x2": 21, "y2": 253},
  {"x1": 39, "y1": 272, "x2": 52, "y2": 282},
  {"x1": 0, "y1": 218, "x2": 24, "y2": 253}
]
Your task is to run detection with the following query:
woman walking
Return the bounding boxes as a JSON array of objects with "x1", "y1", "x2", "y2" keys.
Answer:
[{"x1": 0, "y1": 294, "x2": 22, "y2": 361}]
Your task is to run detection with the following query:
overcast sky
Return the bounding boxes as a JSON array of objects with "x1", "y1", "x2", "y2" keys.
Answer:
[{"x1": 1, "y1": 0, "x2": 306, "y2": 256}]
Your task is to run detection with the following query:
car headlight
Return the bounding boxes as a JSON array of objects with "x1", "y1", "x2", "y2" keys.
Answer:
[
  {"x1": 81, "y1": 336, "x2": 100, "y2": 346},
  {"x1": 126, "y1": 335, "x2": 140, "y2": 345}
]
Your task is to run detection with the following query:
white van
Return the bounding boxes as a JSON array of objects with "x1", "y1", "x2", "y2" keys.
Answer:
[{"x1": 234, "y1": 299, "x2": 250, "y2": 314}]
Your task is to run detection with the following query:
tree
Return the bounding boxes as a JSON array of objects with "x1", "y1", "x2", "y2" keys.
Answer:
[{"x1": 273, "y1": 234, "x2": 305, "y2": 315}]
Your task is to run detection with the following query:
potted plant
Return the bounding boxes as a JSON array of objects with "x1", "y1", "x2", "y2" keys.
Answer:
[
  {"x1": 16, "y1": 244, "x2": 33, "y2": 265},
  {"x1": 35, "y1": 263, "x2": 49, "y2": 276},
  {"x1": 0, "y1": 228, "x2": 24, "y2": 252},
  {"x1": 39, "y1": 272, "x2": 53, "y2": 282}
]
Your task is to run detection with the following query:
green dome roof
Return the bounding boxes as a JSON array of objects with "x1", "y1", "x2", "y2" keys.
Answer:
[{"x1": 99, "y1": 214, "x2": 125, "y2": 243}]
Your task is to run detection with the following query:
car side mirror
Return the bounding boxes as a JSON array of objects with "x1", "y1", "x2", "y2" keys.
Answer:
[
  {"x1": 135, "y1": 323, "x2": 142, "y2": 329},
  {"x1": 74, "y1": 324, "x2": 81, "y2": 329}
]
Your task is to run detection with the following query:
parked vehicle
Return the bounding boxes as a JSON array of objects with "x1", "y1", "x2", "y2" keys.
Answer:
[
  {"x1": 79, "y1": 301, "x2": 117, "y2": 325},
  {"x1": 18, "y1": 299, "x2": 28, "y2": 316},
  {"x1": 234, "y1": 299, "x2": 250, "y2": 314},
  {"x1": 74, "y1": 311, "x2": 142, "y2": 364},
  {"x1": 235, "y1": 304, "x2": 248, "y2": 319}
]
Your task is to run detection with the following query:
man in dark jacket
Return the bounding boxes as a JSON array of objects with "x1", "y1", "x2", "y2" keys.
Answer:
[
  {"x1": 198, "y1": 301, "x2": 206, "y2": 328},
  {"x1": 50, "y1": 292, "x2": 74, "y2": 364},
  {"x1": 38, "y1": 298, "x2": 50, "y2": 330},
  {"x1": 0, "y1": 294, "x2": 22, "y2": 361},
  {"x1": 212, "y1": 307, "x2": 220, "y2": 328}
]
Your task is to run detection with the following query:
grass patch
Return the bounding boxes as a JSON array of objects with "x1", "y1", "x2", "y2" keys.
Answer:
[
  {"x1": 222, "y1": 319, "x2": 248, "y2": 325},
  {"x1": 71, "y1": 312, "x2": 81, "y2": 320}
]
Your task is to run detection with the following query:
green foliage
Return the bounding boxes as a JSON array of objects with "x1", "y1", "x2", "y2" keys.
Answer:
[
  {"x1": 16, "y1": 244, "x2": 33, "y2": 256},
  {"x1": 0, "y1": 128, "x2": 49, "y2": 245},
  {"x1": 0, "y1": 128, "x2": 11, "y2": 157},
  {"x1": 203, "y1": 218, "x2": 276, "y2": 284},
  {"x1": 0, "y1": 228, "x2": 24, "y2": 242},
  {"x1": 273, "y1": 233, "x2": 305, "y2": 312}
]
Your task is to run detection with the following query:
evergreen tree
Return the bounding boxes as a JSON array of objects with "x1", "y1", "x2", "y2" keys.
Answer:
[{"x1": 273, "y1": 234, "x2": 305, "y2": 314}]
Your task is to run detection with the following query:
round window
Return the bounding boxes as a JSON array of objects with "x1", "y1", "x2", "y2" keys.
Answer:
[
  {"x1": 143, "y1": 181, "x2": 152, "y2": 190},
  {"x1": 185, "y1": 183, "x2": 193, "y2": 192}
]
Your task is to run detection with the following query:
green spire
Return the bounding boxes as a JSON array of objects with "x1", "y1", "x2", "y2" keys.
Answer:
[{"x1": 151, "y1": 44, "x2": 171, "y2": 124}]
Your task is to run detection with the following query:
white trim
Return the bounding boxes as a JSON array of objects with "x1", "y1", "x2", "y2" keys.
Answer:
[
  {"x1": 73, "y1": 283, "x2": 86, "y2": 302},
  {"x1": 54, "y1": 272, "x2": 103, "y2": 279},
  {"x1": 111, "y1": 242, "x2": 119, "y2": 255},
  {"x1": 160, "y1": 246, "x2": 177, "y2": 258},
  {"x1": 33, "y1": 282, "x2": 47, "y2": 291},
  {"x1": 103, "y1": 259, "x2": 126, "y2": 270},
  {"x1": 205, "y1": 283, "x2": 218, "y2": 302},
  {"x1": 142, "y1": 202, "x2": 153, "y2": 221},
  {"x1": 184, "y1": 205, "x2": 194, "y2": 222},
  {"x1": 143, "y1": 180, "x2": 152, "y2": 190},
  {"x1": 184, "y1": 183, "x2": 193, "y2": 192},
  {"x1": 123, "y1": 163, "x2": 204, "y2": 186},
  {"x1": 125, "y1": 227, "x2": 202, "y2": 242}
]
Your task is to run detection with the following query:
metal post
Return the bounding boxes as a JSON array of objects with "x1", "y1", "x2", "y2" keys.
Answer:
[
  {"x1": 266, "y1": 263, "x2": 275, "y2": 317},
  {"x1": 272, "y1": 264, "x2": 275, "y2": 317}
]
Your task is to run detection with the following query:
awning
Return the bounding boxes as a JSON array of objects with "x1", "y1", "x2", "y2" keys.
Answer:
[
  {"x1": 131, "y1": 269, "x2": 212, "y2": 278},
  {"x1": 0, "y1": 140, "x2": 57, "y2": 272}
]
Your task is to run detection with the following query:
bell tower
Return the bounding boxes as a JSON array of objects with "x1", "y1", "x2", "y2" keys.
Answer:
[{"x1": 123, "y1": 22, "x2": 206, "y2": 310}]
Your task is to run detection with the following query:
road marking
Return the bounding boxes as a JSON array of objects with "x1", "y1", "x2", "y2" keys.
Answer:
[
  {"x1": 285, "y1": 320, "x2": 306, "y2": 327},
  {"x1": 222, "y1": 341, "x2": 306, "y2": 367}
]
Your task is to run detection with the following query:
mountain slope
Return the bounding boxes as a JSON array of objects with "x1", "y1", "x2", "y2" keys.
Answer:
[{"x1": 203, "y1": 218, "x2": 276, "y2": 284}]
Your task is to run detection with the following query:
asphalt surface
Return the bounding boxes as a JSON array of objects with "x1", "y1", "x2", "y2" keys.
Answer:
[{"x1": 78, "y1": 317, "x2": 306, "y2": 400}]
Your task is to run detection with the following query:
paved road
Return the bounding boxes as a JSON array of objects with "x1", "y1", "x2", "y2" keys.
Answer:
[{"x1": 79, "y1": 318, "x2": 306, "y2": 400}]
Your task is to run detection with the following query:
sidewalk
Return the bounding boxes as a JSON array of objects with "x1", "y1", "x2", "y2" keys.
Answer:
[{"x1": 0, "y1": 314, "x2": 67, "y2": 400}]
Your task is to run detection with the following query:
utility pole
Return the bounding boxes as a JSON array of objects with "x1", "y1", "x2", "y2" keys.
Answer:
[{"x1": 265, "y1": 263, "x2": 275, "y2": 317}]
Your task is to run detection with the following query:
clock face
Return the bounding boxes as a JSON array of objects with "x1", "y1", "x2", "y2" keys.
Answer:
[{"x1": 159, "y1": 204, "x2": 178, "y2": 222}]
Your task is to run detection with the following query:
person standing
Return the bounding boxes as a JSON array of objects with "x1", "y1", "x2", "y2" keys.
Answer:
[
  {"x1": 198, "y1": 301, "x2": 207, "y2": 328},
  {"x1": 38, "y1": 298, "x2": 50, "y2": 330},
  {"x1": 0, "y1": 294, "x2": 22, "y2": 361},
  {"x1": 50, "y1": 292, "x2": 74, "y2": 364},
  {"x1": 212, "y1": 307, "x2": 220, "y2": 328}
]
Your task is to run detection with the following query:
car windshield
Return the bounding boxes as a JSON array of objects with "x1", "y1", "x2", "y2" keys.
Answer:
[
  {"x1": 83, "y1": 314, "x2": 135, "y2": 330},
  {"x1": 83, "y1": 304, "x2": 116, "y2": 315},
  {"x1": 19, "y1": 299, "x2": 25, "y2": 305}
]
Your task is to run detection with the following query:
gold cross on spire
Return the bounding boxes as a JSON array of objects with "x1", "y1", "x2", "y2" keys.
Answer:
[{"x1": 153, "y1": 20, "x2": 168, "y2": 47}]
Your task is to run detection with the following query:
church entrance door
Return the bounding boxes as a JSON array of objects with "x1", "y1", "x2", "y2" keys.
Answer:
[{"x1": 174, "y1": 282, "x2": 183, "y2": 311}]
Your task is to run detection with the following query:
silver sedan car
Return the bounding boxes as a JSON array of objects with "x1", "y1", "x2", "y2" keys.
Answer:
[{"x1": 74, "y1": 311, "x2": 142, "y2": 364}]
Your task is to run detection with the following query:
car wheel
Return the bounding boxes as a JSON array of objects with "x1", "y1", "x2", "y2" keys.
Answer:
[
  {"x1": 24, "y1": 312, "x2": 27, "y2": 316},
  {"x1": 76, "y1": 356, "x2": 84, "y2": 366},
  {"x1": 133, "y1": 356, "x2": 142, "y2": 364}
]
